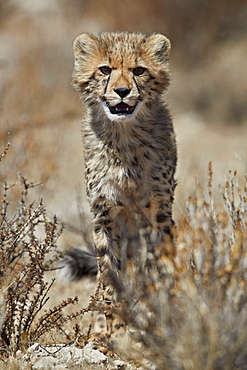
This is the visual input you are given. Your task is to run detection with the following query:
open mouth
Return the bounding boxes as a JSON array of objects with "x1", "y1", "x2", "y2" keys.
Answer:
[{"x1": 107, "y1": 102, "x2": 137, "y2": 115}]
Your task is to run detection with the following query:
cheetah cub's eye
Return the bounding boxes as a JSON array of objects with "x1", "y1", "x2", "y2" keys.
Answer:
[
  {"x1": 99, "y1": 66, "x2": 112, "y2": 75},
  {"x1": 133, "y1": 67, "x2": 146, "y2": 76}
]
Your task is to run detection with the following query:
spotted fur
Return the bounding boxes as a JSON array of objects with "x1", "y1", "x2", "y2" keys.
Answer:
[{"x1": 72, "y1": 31, "x2": 177, "y2": 293}]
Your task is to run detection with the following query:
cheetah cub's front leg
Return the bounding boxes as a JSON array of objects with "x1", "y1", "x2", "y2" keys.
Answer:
[
  {"x1": 91, "y1": 198, "x2": 120, "y2": 302},
  {"x1": 72, "y1": 31, "x2": 177, "y2": 307}
]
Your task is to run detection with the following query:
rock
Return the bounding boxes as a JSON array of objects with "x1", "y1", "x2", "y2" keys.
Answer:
[
  {"x1": 20, "y1": 341, "x2": 135, "y2": 369},
  {"x1": 84, "y1": 347, "x2": 107, "y2": 365},
  {"x1": 108, "y1": 359, "x2": 129, "y2": 369},
  {"x1": 23, "y1": 343, "x2": 84, "y2": 368}
]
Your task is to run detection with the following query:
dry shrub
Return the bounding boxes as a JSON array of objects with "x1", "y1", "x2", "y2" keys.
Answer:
[
  {"x1": 0, "y1": 147, "x2": 87, "y2": 359},
  {"x1": 107, "y1": 163, "x2": 247, "y2": 369}
]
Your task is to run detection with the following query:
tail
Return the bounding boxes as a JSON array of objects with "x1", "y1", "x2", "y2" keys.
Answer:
[{"x1": 57, "y1": 248, "x2": 98, "y2": 282}]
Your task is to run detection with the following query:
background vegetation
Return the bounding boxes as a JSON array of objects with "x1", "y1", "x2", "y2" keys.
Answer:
[{"x1": 0, "y1": 1, "x2": 247, "y2": 368}]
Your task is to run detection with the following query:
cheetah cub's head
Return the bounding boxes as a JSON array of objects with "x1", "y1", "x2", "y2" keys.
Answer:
[{"x1": 73, "y1": 32, "x2": 171, "y2": 121}]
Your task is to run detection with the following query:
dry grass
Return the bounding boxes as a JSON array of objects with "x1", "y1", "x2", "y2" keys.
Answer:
[
  {"x1": 0, "y1": 162, "x2": 84, "y2": 358},
  {"x1": 106, "y1": 163, "x2": 247, "y2": 369}
]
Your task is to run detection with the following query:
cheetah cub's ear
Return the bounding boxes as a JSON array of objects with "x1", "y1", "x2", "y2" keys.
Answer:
[
  {"x1": 73, "y1": 33, "x2": 99, "y2": 60},
  {"x1": 144, "y1": 33, "x2": 171, "y2": 63}
]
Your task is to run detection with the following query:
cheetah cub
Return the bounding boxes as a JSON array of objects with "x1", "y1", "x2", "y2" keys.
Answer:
[{"x1": 72, "y1": 32, "x2": 177, "y2": 295}]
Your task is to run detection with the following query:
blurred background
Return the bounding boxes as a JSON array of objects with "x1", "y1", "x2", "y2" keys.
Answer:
[{"x1": 1, "y1": 0, "x2": 247, "y2": 248}]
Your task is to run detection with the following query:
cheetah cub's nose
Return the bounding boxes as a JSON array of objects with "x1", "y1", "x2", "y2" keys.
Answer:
[{"x1": 114, "y1": 88, "x2": 131, "y2": 98}]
